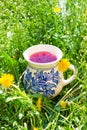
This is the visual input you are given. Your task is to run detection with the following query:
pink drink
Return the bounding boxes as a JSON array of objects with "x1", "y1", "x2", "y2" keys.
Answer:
[{"x1": 30, "y1": 51, "x2": 57, "y2": 63}]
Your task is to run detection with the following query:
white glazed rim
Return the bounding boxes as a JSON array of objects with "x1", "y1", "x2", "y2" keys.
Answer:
[{"x1": 23, "y1": 44, "x2": 63, "y2": 68}]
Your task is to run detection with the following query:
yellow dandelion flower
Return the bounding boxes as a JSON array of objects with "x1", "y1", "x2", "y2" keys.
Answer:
[
  {"x1": 33, "y1": 127, "x2": 38, "y2": 130},
  {"x1": 53, "y1": 7, "x2": 61, "y2": 13},
  {"x1": 58, "y1": 59, "x2": 70, "y2": 72},
  {"x1": 60, "y1": 100, "x2": 66, "y2": 109},
  {"x1": 0, "y1": 73, "x2": 14, "y2": 88},
  {"x1": 36, "y1": 98, "x2": 42, "y2": 111}
]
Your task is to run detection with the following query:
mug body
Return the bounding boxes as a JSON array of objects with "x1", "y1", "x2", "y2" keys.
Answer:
[
  {"x1": 23, "y1": 44, "x2": 63, "y2": 98},
  {"x1": 23, "y1": 64, "x2": 64, "y2": 98}
]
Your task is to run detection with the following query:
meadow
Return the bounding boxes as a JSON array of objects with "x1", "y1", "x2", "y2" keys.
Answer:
[{"x1": 0, "y1": 0, "x2": 87, "y2": 130}]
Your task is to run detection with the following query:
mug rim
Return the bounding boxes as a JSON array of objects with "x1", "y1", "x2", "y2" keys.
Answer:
[{"x1": 23, "y1": 44, "x2": 63, "y2": 68}]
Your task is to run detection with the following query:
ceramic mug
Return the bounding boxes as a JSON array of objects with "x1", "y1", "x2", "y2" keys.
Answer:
[{"x1": 23, "y1": 44, "x2": 77, "y2": 98}]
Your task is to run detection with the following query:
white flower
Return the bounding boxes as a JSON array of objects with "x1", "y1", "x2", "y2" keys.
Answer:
[
  {"x1": 7, "y1": 31, "x2": 13, "y2": 40},
  {"x1": 0, "y1": 90, "x2": 3, "y2": 94},
  {"x1": 35, "y1": 111, "x2": 39, "y2": 115},
  {"x1": 24, "y1": 122, "x2": 27, "y2": 128},
  {"x1": 18, "y1": 113, "x2": 24, "y2": 119}
]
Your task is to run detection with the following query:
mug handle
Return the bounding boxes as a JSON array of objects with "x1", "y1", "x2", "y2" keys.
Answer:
[{"x1": 62, "y1": 64, "x2": 77, "y2": 86}]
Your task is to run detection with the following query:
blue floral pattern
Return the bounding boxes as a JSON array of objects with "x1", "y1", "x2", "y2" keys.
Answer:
[{"x1": 23, "y1": 67, "x2": 60, "y2": 97}]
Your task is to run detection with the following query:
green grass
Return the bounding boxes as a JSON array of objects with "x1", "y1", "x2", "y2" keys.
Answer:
[{"x1": 0, "y1": 0, "x2": 87, "y2": 130}]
